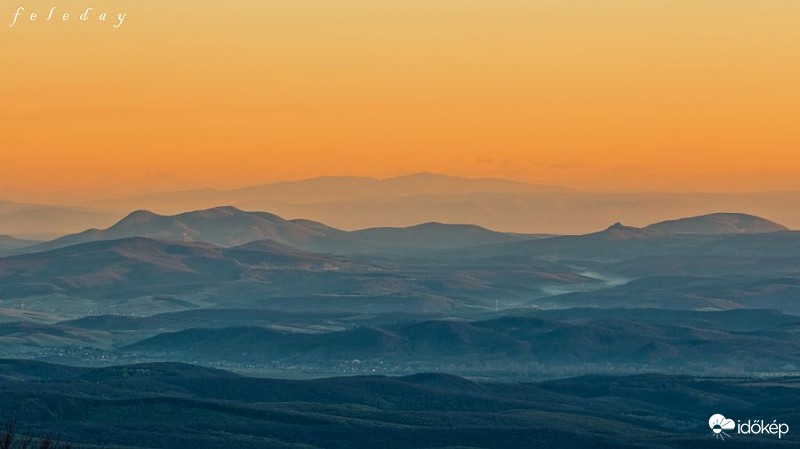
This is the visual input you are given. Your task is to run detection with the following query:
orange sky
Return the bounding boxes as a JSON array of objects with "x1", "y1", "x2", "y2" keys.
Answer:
[{"x1": 3, "y1": 0, "x2": 800, "y2": 202}]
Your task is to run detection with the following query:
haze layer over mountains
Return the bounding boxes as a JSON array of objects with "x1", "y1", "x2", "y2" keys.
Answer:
[
  {"x1": 0, "y1": 203, "x2": 798, "y2": 379},
  {"x1": 2, "y1": 189, "x2": 799, "y2": 448},
  {"x1": 2, "y1": 173, "x2": 799, "y2": 238}
]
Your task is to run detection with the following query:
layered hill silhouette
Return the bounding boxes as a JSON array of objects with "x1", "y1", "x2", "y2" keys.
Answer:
[
  {"x1": 83, "y1": 174, "x2": 800, "y2": 233},
  {"x1": 121, "y1": 310, "x2": 800, "y2": 372},
  {"x1": 0, "y1": 237, "x2": 362, "y2": 299},
  {"x1": 3, "y1": 359, "x2": 799, "y2": 448},
  {"x1": 457, "y1": 213, "x2": 795, "y2": 262},
  {"x1": 2, "y1": 237, "x2": 599, "y2": 319},
  {"x1": 543, "y1": 276, "x2": 800, "y2": 313},
  {"x1": 93, "y1": 173, "x2": 567, "y2": 211},
  {"x1": 0, "y1": 235, "x2": 37, "y2": 252},
  {"x1": 4, "y1": 174, "x2": 800, "y2": 235},
  {"x1": 644, "y1": 212, "x2": 788, "y2": 234},
  {"x1": 3, "y1": 235, "x2": 553, "y2": 315},
  {"x1": 351, "y1": 222, "x2": 538, "y2": 248},
  {"x1": 0, "y1": 199, "x2": 123, "y2": 239},
  {"x1": 1, "y1": 204, "x2": 800, "y2": 422},
  {"x1": 27, "y1": 207, "x2": 365, "y2": 254},
  {"x1": 26, "y1": 206, "x2": 533, "y2": 254},
  {"x1": 20, "y1": 208, "x2": 791, "y2": 259},
  {"x1": 2, "y1": 209, "x2": 797, "y2": 318}
]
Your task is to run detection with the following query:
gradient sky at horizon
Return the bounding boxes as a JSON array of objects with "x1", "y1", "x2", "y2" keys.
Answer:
[{"x1": 3, "y1": 1, "x2": 800, "y2": 202}]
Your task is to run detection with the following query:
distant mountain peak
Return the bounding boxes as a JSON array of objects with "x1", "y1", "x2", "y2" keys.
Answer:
[
  {"x1": 0, "y1": 234, "x2": 29, "y2": 243},
  {"x1": 590, "y1": 221, "x2": 664, "y2": 241},
  {"x1": 645, "y1": 213, "x2": 788, "y2": 235},
  {"x1": 112, "y1": 210, "x2": 161, "y2": 228},
  {"x1": 180, "y1": 205, "x2": 243, "y2": 218},
  {"x1": 0, "y1": 234, "x2": 39, "y2": 251},
  {"x1": 602, "y1": 222, "x2": 645, "y2": 234},
  {"x1": 124, "y1": 209, "x2": 160, "y2": 219},
  {"x1": 27, "y1": 206, "x2": 363, "y2": 254},
  {"x1": 388, "y1": 172, "x2": 456, "y2": 181}
]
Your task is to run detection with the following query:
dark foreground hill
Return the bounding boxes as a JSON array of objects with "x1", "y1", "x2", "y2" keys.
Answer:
[{"x1": 0, "y1": 360, "x2": 797, "y2": 449}]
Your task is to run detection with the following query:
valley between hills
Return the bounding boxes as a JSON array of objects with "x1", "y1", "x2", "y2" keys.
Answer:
[{"x1": 1, "y1": 199, "x2": 799, "y2": 448}]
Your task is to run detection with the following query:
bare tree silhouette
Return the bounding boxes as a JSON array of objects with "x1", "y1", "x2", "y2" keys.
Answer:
[{"x1": 2, "y1": 421, "x2": 78, "y2": 449}]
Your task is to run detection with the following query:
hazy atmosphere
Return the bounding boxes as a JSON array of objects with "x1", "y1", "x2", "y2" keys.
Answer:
[
  {"x1": 4, "y1": 1, "x2": 800, "y2": 202},
  {"x1": 3, "y1": 1, "x2": 799, "y2": 449}
]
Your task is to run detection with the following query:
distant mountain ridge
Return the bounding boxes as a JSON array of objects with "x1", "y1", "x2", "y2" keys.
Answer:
[
  {"x1": 27, "y1": 207, "x2": 366, "y2": 254},
  {"x1": 0, "y1": 232, "x2": 599, "y2": 316},
  {"x1": 602, "y1": 213, "x2": 787, "y2": 237},
  {"x1": 351, "y1": 222, "x2": 537, "y2": 249},
  {"x1": 0, "y1": 236, "x2": 362, "y2": 300},
  {"x1": 0, "y1": 235, "x2": 38, "y2": 250},
  {"x1": 93, "y1": 173, "x2": 567, "y2": 212},
  {"x1": 15, "y1": 209, "x2": 792, "y2": 260},
  {"x1": 79, "y1": 175, "x2": 800, "y2": 233},
  {"x1": 0, "y1": 201, "x2": 122, "y2": 240},
  {"x1": 4, "y1": 174, "x2": 800, "y2": 235},
  {"x1": 25, "y1": 206, "x2": 533, "y2": 254},
  {"x1": 122, "y1": 311, "x2": 800, "y2": 371},
  {"x1": 645, "y1": 212, "x2": 788, "y2": 234},
  {"x1": 451, "y1": 213, "x2": 793, "y2": 263}
]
